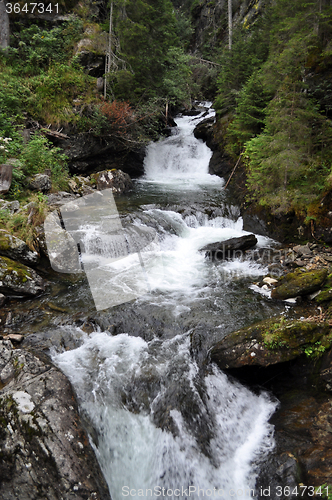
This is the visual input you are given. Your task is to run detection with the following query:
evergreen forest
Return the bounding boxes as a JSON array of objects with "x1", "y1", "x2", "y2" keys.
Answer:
[{"x1": 1, "y1": 0, "x2": 332, "y2": 232}]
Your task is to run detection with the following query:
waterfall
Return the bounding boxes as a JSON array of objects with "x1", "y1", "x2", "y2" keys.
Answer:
[
  {"x1": 53, "y1": 332, "x2": 276, "y2": 500},
  {"x1": 51, "y1": 103, "x2": 278, "y2": 499}
]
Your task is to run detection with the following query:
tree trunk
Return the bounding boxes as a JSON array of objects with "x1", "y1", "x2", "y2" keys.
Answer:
[
  {"x1": 0, "y1": 2, "x2": 10, "y2": 49},
  {"x1": 104, "y1": 1, "x2": 113, "y2": 99},
  {"x1": 228, "y1": 0, "x2": 232, "y2": 50}
]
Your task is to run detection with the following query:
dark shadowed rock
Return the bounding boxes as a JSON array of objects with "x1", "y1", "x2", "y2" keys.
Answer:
[
  {"x1": 271, "y1": 268, "x2": 328, "y2": 300},
  {"x1": 193, "y1": 117, "x2": 216, "y2": 150},
  {"x1": 0, "y1": 229, "x2": 40, "y2": 266},
  {"x1": 208, "y1": 150, "x2": 233, "y2": 177},
  {"x1": 200, "y1": 234, "x2": 258, "y2": 260},
  {"x1": 0, "y1": 256, "x2": 46, "y2": 297},
  {"x1": 0, "y1": 293, "x2": 6, "y2": 307},
  {"x1": 0, "y1": 340, "x2": 110, "y2": 500},
  {"x1": 209, "y1": 316, "x2": 331, "y2": 369}
]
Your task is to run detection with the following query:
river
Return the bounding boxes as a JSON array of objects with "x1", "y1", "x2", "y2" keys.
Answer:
[{"x1": 49, "y1": 104, "x2": 288, "y2": 499}]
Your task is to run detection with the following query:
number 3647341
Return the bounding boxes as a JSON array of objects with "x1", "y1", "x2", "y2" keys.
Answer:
[{"x1": 5, "y1": 3, "x2": 59, "y2": 14}]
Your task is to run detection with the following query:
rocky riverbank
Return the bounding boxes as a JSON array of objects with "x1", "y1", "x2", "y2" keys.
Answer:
[{"x1": 0, "y1": 339, "x2": 110, "y2": 500}]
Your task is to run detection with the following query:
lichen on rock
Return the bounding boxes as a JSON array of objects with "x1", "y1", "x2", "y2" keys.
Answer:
[{"x1": 0, "y1": 340, "x2": 110, "y2": 500}]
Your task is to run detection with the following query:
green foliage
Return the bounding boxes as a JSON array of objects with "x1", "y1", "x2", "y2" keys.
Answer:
[
  {"x1": 7, "y1": 17, "x2": 84, "y2": 75},
  {"x1": 28, "y1": 63, "x2": 95, "y2": 125},
  {"x1": 20, "y1": 134, "x2": 69, "y2": 190},
  {"x1": 244, "y1": 85, "x2": 332, "y2": 214},
  {"x1": 216, "y1": 0, "x2": 332, "y2": 217},
  {"x1": 314, "y1": 484, "x2": 332, "y2": 499},
  {"x1": 107, "y1": 0, "x2": 190, "y2": 105},
  {"x1": 215, "y1": 17, "x2": 270, "y2": 116},
  {"x1": 226, "y1": 71, "x2": 271, "y2": 155},
  {"x1": 303, "y1": 341, "x2": 326, "y2": 358}
]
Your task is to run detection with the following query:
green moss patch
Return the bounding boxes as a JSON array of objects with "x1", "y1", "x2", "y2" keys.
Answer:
[{"x1": 271, "y1": 268, "x2": 328, "y2": 300}]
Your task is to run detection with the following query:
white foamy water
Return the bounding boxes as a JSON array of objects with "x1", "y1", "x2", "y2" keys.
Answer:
[
  {"x1": 50, "y1": 104, "x2": 279, "y2": 500},
  {"x1": 142, "y1": 105, "x2": 224, "y2": 189},
  {"x1": 52, "y1": 332, "x2": 277, "y2": 500}
]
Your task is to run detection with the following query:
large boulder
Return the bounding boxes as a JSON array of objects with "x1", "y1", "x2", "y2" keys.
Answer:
[
  {"x1": 0, "y1": 229, "x2": 40, "y2": 266},
  {"x1": 193, "y1": 117, "x2": 216, "y2": 150},
  {"x1": 0, "y1": 256, "x2": 46, "y2": 297},
  {"x1": 271, "y1": 268, "x2": 328, "y2": 300},
  {"x1": 0, "y1": 165, "x2": 12, "y2": 194},
  {"x1": 92, "y1": 169, "x2": 133, "y2": 194},
  {"x1": 200, "y1": 233, "x2": 258, "y2": 260},
  {"x1": 0, "y1": 340, "x2": 110, "y2": 500},
  {"x1": 209, "y1": 316, "x2": 332, "y2": 369},
  {"x1": 29, "y1": 173, "x2": 52, "y2": 192}
]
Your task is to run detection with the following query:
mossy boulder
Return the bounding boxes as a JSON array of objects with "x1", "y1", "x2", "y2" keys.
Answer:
[
  {"x1": 209, "y1": 316, "x2": 332, "y2": 369},
  {"x1": 0, "y1": 229, "x2": 39, "y2": 266},
  {"x1": 271, "y1": 268, "x2": 328, "y2": 300},
  {"x1": 315, "y1": 274, "x2": 332, "y2": 304},
  {"x1": 0, "y1": 255, "x2": 46, "y2": 297}
]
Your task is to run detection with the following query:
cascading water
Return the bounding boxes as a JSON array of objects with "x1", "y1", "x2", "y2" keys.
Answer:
[{"x1": 51, "y1": 104, "x2": 280, "y2": 499}]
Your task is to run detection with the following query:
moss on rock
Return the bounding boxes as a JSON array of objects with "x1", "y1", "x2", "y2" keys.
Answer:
[
  {"x1": 271, "y1": 268, "x2": 328, "y2": 300},
  {"x1": 0, "y1": 255, "x2": 46, "y2": 297},
  {"x1": 209, "y1": 316, "x2": 332, "y2": 369}
]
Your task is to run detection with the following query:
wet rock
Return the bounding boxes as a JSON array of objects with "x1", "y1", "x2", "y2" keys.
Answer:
[
  {"x1": 319, "y1": 349, "x2": 332, "y2": 391},
  {"x1": 256, "y1": 451, "x2": 302, "y2": 500},
  {"x1": 193, "y1": 117, "x2": 216, "y2": 149},
  {"x1": 271, "y1": 268, "x2": 328, "y2": 300},
  {"x1": 0, "y1": 229, "x2": 40, "y2": 266},
  {"x1": 314, "y1": 274, "x2": 332, "y2": 304},
  {"x1": 0, "y1": 340, "x2": 110, "y2": 500},
  {"x1": 208, "y1": 149, "x2": 233, "y2": 177},
  {"x1": 0, "y1": 255, "x2": 46, "y2": 297},
  {"x1": 200, "y1": 234, "x2": 258, "y2": 260},
  {"x1": 0, "y1": 164, "x2": 12, "y2": 194},
  {"x1": 28, "y1": 173, "x2": 52, "y2": 192},
  {"x1": 33, "y1": 224, "x2": 49, "y2": 257},
  {"x1": 0, "y1": 293, "x2": 6, "y2": 307},
  {"x1": 92, "y1": 169, "x2": 133, "y2": 194},
  {"x1": 209, "y1": 316, "x2": 331, "y2": 369}
]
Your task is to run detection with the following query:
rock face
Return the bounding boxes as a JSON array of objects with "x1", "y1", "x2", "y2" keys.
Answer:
[
  {"x1": 209, "y1": 316, "x2": 332, "y2": 369},
  {"x1": 0, "y1": 340, "x2": 110, "y2": 500},
  {"x1": 271, "y1": 268, "x2": 328, "y2": 300},
  {"x1": 200, "y1": 233, "x2": 257, "y2": 259},
  {"x1": 193, "y1": 117, "x2": 216, "y2": 149},
  {"x1": 53, "y1": 134, "x2": 146, "y2": 178},
  {"x1": 92, "y1": 169, "x2": 133, "y2": 194},
  {"x1": 0, "y1": 165, "x2": 13, "y2": 194},
  {"x1": 28, "y1": 173, "x2": 52, "y2": 192},
  {"x1": 0, "y1": 256, "x2": 46, "y2": 297},
  {"x1": 0, "y1": 229, "x2": 40, "y2": 266}
]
